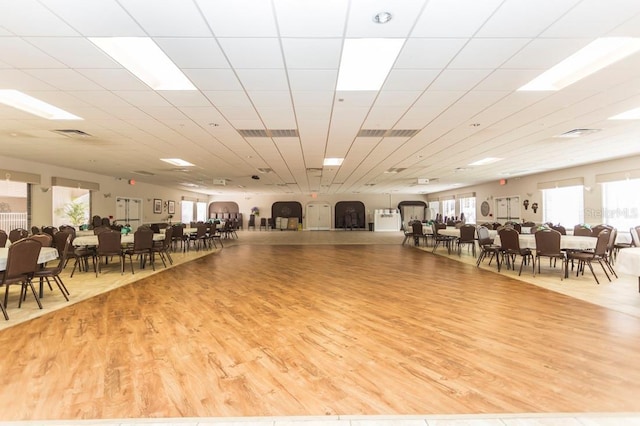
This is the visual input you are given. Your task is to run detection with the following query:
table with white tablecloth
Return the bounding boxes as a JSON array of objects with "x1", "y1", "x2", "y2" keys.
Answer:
[
  {"x1": 73, "y1": 233, "x2": 165, "y2": 247},
  {"x1": 493, "y1": 234, "x2": 597, "y2": 251},
  {"x1": 616, "y1": 247, "x2": 640, "y2": 292},
  {"x1": 0, "y1": 247, "x2": 59, "y2": 271}
]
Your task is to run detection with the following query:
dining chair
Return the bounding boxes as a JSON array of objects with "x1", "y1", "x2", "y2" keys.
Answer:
[
  {"x1": 152, "y1": 226, "x2": 173, "y2": 267},
  {"x1": 498, "y1": 227, "x2": 533, "y2": 276},
  {"x1": 95, "y1": 231, "x2": 125, "y2": 277},
  {"x1": 248, "y1": 214, "x2": 256, "y2": 230},
  {"x1": 259, "y1": 217, "x2": 267, "y2": 231},
  {"x1": 411, "y1": 221, "x2": 429, "y2": 247},
  {"x1": 0, "y1": 230, "x2": 8, "y2": 248},
  {"x1": 476, "y1": 226, "x2": 502, "y2": 270},
  {"x1": 30, "y1": 233, "x2": 53, "y2": 248},
  {"x1": 550, "y1": 225, "x2": 567, "y2": 235},
  {"x1": 573, "y1": 224, "x2": 593, "y2": 236},
  {"x1": 124, "y1": 229, "x2": 154, "y2": 274},
  {"x1": 8, "y1": 228, "x2": 28, "y2": 243},
  {"x1": 456, "y1": 224, "x2": 476, "y2": 256},
  {"x1": 0, "y1": 237, "x2": 43, "y2": 319},
  {"x1": 34, "y1": 232, "x2": 71, "y2": 301},
  {"x1": 431, "y1": 223, "x2": 454, "y2": 254},
  {"x1": 533, "y1": 229, "x2": 566, "y2": 279},
  {"x1": 567, "y1": 229, "x2": 613, "y2": 284},
  {"x1": 189, "y1": 224, "x2": 209, "y2": 251}
]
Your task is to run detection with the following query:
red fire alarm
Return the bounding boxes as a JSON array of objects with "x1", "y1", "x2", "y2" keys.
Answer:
[
  {"x1": 128, "y1": 179, "x2": 136, "y2": 185},
  {"x1": 499, "y1": 178, "x2": 507, "y2": 186}
]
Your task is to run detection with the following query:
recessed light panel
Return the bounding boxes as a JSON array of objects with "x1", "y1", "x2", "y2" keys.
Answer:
[
  {"x1": 337, "y1": 39, "x2": 405, "y2": 91},
  {"x1": 0, "y1": 90, "x2": 82, "y2": 120},
  {"x1": 323, "y1": 158, "x2": 344, "y2": 166},
  {"x1": 161, "y1": 158, "x2": 195, "y2": 167}
]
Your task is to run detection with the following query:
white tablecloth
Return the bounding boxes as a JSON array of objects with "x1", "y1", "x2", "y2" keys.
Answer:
[
  {"x1": 73, "y1": 233, "x2": 165, "y2": 246},
  {"x1": 616, "y1": 247, "x2": 640, "y2": 277},
  {"x1": 493, "y1": 234, "x2": 597, "y2": 250},
  {"x1": 0, "y1": 247, "x2": 59, "y2": 271}
]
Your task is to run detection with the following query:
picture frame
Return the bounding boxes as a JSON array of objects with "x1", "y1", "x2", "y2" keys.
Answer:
[
  {"x1": 168, "y1": 200, "x2": 175, "y2": 215},
  {"x1": 153, "y1": 198, "x2": 162, "y2": 214}
]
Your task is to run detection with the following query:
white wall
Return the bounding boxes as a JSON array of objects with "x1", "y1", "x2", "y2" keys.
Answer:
[
  {"x1": 426, "y1": 154, "x2": 640, "y2": 227},
  {"x1": 1, "y1": 155, "x2": 209, "y2": 227}
]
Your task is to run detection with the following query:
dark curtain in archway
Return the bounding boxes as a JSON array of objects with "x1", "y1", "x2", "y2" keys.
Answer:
[
  {"x1": 271, "y1": 201, "x2": 303, "y2": 223},
  {"x1": 335, "y1": 201, "x2": 365, "y2": 229},
  {"x1": 397, "y1": 200, "x2": 427, "y2": 227}
]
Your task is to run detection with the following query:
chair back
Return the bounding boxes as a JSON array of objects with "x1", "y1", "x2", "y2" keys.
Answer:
[
  {"x1": 593, "y1": 229, "x2": 611, "y2": 256},
  {"x1": 195, "y1": 224, "x2": 207, "y2": 238},
  {"x1": 30, "y1": 233, "x2": 53, "y2": 248},
  {"x1": 94, "y1": 226, "x2": 111, "y2": 235},
  {"x1": 172, "y1": 224, "x2": 184, "y2": 238},
  {"x1": 411, "y1": 221, "x2": 423, "y2": 236},
  {"x1": 248, "y1": 215, "x2": 256, "y2": 226},
  {"x1": 459, "y1": 224, "x2": 476, "y2": 242},
  {"x1": 631, "y1": 226, "x2": 640, "y2": 247},
  {"x1": 534, "y1": 229, "x2": 562, "y2": 256},
  {"x1": 591, "y1": 224, "x2": 612, "y2": 237},
  {"x1": 41, "y1": 226, "x2": 58, "y2": 237},
  {"x1": 97, "y1": 231, "x2": 122, "y2": 256},
  {"x1": 2, "y1": 238, "x2": 42, "y2": 283},
  {"x1": 476, "y1": 226, "x2": 491, "y2": 245},
  {"x1": 91, "y1": 215, "x2": 102, "y2": 228},
  {"x1": 51, "y1": 232, "x2": 71, "y2": 274},
  {"x1": 0, "y1": 230, "x2": 8, "y2": 248},
  {"x1": 150, "y1": 224, "x2": 161, "y2": 233},
  {"x1": 59, "y1": 225, "x2": 76, "y2": 236},
  {"x1": 573, "y1": 224, "x2": 592, "y2": 236},
  {"x1": 8, "y1": 228, "x2": 29, "y2": 243},
  {"x1": 550, "y1": 225, "x2": 566, "y2": 235},
  {"x1": 133, "y1": 229, "x2": 153, "y2": 250},
  {"x1": 162, "y1": 226, "x2": 173, "y2": 248},
  {"x1": 498, "y1": 227, "x2": 520, "y2": 251},
  {"x1": 31, "y1": 226, "x2": 41, "y2": 235}
]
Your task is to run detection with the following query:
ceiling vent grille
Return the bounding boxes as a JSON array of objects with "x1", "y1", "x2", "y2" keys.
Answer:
[
  {"x1": 357, "y1": 129, "x2": 420, "y2": 137},
  {"x1": 131, "y1": 170, "x2": 155, "y2": 176},
  {"x1": 257, "y1": 168, "x2": 273, "y2": 174},
  {"x1": 238, "y1": 129, "x2": 299, "y2": 137},
  {"x1": 384, "y1": 167, "x2": 407, "y2": 174},
  {"x1": 51, "y1": 129, "x2": 92, "y2": 138}
]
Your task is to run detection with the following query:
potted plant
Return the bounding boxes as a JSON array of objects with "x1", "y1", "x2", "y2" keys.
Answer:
[{"x1": 55, "y1": 201, "x2": 88, "y2": 227}]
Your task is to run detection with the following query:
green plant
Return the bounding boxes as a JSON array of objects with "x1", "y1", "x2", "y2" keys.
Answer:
[{"x1": 56, "y1": 201, "x2": 88, "y2": 226}]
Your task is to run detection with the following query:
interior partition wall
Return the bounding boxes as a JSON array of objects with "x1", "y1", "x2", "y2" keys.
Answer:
[{"x1": 272, "y1": 201, "x2": 303, "y2": 229}]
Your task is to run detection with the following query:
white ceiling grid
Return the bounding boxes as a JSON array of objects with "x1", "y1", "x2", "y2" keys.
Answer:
[{"x1": 0, "y1": 0, "x2": 639, "y2": 194}]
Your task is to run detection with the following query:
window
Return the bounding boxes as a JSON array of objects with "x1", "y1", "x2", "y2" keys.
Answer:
[
  {"x1": 442, "y1": 199, "x2": 455, "y2": 221},
  {"x1": 428, "y1": 201, "x2": 439, "y2": 220},
  {"x1": 0, "y1": 180, "x2": 28, "y2": 231},
  {"x1": 181, "y1": 201, "x2": 194, "y2": 224},
  {"x1": 601, "y1": 179, "x2": 640, "y2": 229},
  {"x1": 459, "y1": 196, "x2": 476, "y2": 224},
  {"x1": 542, "y1": 185, "x2": 584, "y2": 226},
  {"x1": 196, "y1": 202, "x2": 207, "y2": 222},
  {"x1": 53, "y1": 187, "x2": 90, "y2": 228}
]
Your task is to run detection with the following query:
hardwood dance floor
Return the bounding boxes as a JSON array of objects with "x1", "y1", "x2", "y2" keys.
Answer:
[{"x1": 1, "y1": 243, "x2": 640, "y2": 421}]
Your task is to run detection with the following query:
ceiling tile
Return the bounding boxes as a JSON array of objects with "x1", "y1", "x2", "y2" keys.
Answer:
[
  {"x1": 411, "y1": 0, "x2": 503, "y2": 37},
  {"x1": 42, "y1": 0, "x2": 145, "y2": 36},
  {"x1": 0, "y1": 37, "x2": 66, "y2": 68},
  {"x1": 274, "y1": 0, "x2": 347, "y2": 37},
  {"x1": 288, "y1": 69, "x2": 338, "y2": 92},
  {"x1": 235, "y1": 69, "x2": 289, "y2": 91},
  {"x1": 395, "y1": 38, "x2": 468, "y2": 69},
  {"x1": 281, "y1": 38, "x2": 342, "y2": 69},
  {"x1": 218, "y1": 38, "x2": 284, "y2": 69},
  {"x1": 448, "y1": 38, "x2": 531, "y2": 69},
  {"x1": 155, "y1": 38, "x2": 229, "y2": 68},
  {"x1": 196, "y1": 0, "x2": 278, "y2": 37},
  {"x1": 0, "y1": 0, "x2": 78, "y2": 36},
  {"x1": 345, "y1": 0, "x2": 427, "y2": 38},
  {"x1": 77, "y1": 69, "x2": 150, "y2": 90},
  {"x1": 24, "y1": 69, "x2": 105, "y2": 91},
  {"x1": 184, "y1": 69, "x2": 241, "y2": 91},
  {"x1": 542, "y1": 0, "x2": 640, "y2": 37},
  {"x1": 118, "y1": 0, "x2": 211, "y2": 36}
]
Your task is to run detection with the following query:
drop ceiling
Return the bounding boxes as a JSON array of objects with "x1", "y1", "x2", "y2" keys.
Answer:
[{"x1": 1, "y1": 0, "x2": 640, "y2": 195}]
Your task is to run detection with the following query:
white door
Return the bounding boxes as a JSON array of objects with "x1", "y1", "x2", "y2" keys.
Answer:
[
  {"x1": 401, "y1": 205, "x2": 425, "y2": 229},
  {"x1": 306, "y1": 203, "x2": 331, "y2": 230},
  {"x1": 116, "y1": 197, "x2": 143, "y2": 230},
  {"x1": 495, "y1": 196, "x2": 520, "y2": 222}
]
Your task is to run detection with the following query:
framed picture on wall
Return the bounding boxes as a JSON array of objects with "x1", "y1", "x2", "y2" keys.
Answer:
[
  {"x1": 168, "y1": 200, "x2": 175, "y2": 215},
  {"x1": 154, "y1": 198, "x2": 162, "y2": 214}
]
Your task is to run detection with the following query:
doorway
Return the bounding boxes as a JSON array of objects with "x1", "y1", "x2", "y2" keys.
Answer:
[
  {"x1": 306, "y1": 203, "x2": 331, "y2": 230},
  {"x1": 116, "y1": 197, "x2": 143, "y2": 230}
]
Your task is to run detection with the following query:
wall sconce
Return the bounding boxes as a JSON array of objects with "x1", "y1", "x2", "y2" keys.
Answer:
[
  {"x1": 40, "y1": 187, "x2": 50, "y2": 193},
  {"x1": 531, "y1": 202, "x2": 539, "y2": 213},
  {"x1": 523, "y1": 199, "x2": 529, "y2": 210},
  {"x1": 103, "y1": 193, "x2": 112, "y2": 198}
]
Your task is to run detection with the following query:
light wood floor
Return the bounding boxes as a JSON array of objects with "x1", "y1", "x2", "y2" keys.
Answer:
[{"x1": 1, "y1": 230, "x2": 640, "y2": 424}]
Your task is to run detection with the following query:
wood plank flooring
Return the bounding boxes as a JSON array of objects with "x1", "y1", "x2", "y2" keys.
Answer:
[{"x1": 1, "y1": 241, "x2": 640, "y2": 421}]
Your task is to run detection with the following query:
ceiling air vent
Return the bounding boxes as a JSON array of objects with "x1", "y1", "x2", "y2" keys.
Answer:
[
  {"x1": 384, "y1": 167, "x2": 406, "y2": 174},
  {"x1": 257, "y1": 168, "x2": 272, "y2": 174},
  {"x1": 51, "y1": 129, "x2": 92, "y2": 138},
  {"x1": 131, "y1": 170, "x2": 155, "y2": 176},
  {"x1": 357, "y1": 129, "x2": 420, "y2": 137},
  {"x1": 237, "y1": 129, "x2": 299, "y2": 137},
  {"x1": 555, "y1": 128, "x2": 601, "y2": 138}
]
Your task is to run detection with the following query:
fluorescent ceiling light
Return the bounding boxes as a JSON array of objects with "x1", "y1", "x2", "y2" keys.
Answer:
[
  {"x1": 89, "y1": 37, "x2": 196, "y2": 91},
  {"x1": 468, "y1": 157, "x2": 503, "y2": 166},
  {"x1": 518, "y1": 37, "x2": 640, "y2": 91},
  {"x1": 323, "y1": 158, "x2": 344, "y2": 166},
  {"x1": 0, "y1": 90, "x2": 82, "y2": 120},
  {"x1": 161, "y1": 158, "x2": 195, "y2": 167},
  {"x1": 337, "y1": 38, "x2": 405, "y2": 91},
  {"x1": 609, "y1": 107, "x2": 640, "y2": 120}
]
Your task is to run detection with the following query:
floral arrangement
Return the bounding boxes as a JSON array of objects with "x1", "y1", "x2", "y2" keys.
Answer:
[{"x1": 251, "y1": 206, "x2": 260, "y2": 216}]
